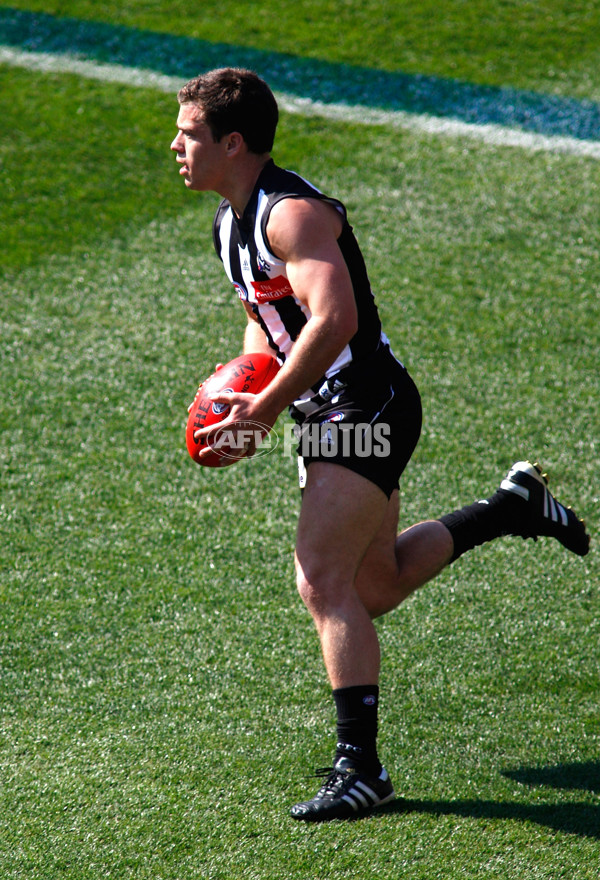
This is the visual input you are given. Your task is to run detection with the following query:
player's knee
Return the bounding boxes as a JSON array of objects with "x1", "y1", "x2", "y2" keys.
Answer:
[
  {"x1": 295, "y1": 565, "x2": 345, "y2": 617},
  {"x1": 295, "y1": 567, "x2": 320, "y2": 612}
]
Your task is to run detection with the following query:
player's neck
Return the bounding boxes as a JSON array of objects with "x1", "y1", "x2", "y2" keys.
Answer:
[{"x1": 223, "y1": 154, "x2": 271, "y2": 218}]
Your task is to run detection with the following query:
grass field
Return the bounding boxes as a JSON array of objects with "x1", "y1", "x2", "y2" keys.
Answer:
[
  {"x1": 4, "y1": 0, "x2": 600, "y2": 99},
  {"x1": 1, "y1": 3, "x2": 599, "y2": 878}
]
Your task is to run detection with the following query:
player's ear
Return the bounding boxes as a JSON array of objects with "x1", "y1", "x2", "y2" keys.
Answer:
[{"x1": 224, "y1": 131, "x2": 244, "y2": 156}]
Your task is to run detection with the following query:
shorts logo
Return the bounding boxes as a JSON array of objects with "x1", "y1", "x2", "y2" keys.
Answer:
[
  {"x1": 212, "y1": 389, "x2": 233, "y2": 415},
  {"x1": 251, "y1": 274, "x2": 294, "y2": 303},
  {"x1": 320, "y1": 412, "x2": 344, "y2": 423}
]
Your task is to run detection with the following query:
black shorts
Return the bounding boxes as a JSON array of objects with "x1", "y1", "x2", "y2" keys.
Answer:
[{"x1": 290, "y1": 346, "x2": 422, "y2": 499}]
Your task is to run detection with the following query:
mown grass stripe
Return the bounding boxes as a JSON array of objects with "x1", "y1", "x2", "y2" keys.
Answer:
[
  {"x1": 1, "y1": 5, "x2": 600, "y2": 143},
  {"x1": 3, "y1": 44, "x2": 600, "y2": 161}
]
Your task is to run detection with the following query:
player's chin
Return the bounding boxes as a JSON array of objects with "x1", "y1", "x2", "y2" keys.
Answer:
[{"x1": 183, "y1": 174, "x2": 205, "y2": 191}]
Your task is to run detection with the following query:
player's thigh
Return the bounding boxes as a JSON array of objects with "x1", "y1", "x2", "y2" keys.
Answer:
[{"x1": 295, "y1": 462, "x2": 390, "y2": 588}]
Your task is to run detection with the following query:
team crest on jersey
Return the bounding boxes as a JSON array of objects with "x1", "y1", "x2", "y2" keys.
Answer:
[
  {"x1": 234, "y1": 282, "x2": 248, "y2": 301},
  {"x1": 256, "y1": 251, "x2": 271, "y2": 273}
]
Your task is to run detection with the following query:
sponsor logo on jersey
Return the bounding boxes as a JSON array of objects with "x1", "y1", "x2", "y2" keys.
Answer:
[{"x1": 251, "y1": 274, "x2": 294, "y2": 303}]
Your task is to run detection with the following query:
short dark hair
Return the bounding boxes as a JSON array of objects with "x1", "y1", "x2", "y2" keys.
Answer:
[{"x1": 178, "y1": 68, "x2": 279, "y2": 154}]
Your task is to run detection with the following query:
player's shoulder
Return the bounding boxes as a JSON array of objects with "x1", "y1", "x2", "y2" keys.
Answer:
[{"x1": 268, "y1": 194, "x2": 345, "y2": 259}]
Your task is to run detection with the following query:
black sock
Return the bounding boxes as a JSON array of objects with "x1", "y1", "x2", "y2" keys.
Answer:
[
  {"x1": 332, "y1": 685, "x2": 381, "y2": 774},
  {"x1": 439, "y1": 489, "x2": 526, "y2": 562}
]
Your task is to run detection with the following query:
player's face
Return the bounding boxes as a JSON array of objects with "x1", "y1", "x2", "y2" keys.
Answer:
[{"x1": 171, "y1": 103, "x2": 226, "y2": 192}]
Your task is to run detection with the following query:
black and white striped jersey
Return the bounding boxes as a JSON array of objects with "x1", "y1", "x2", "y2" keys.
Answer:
[{"x1": 212, "y1": 160, "x2": 390, "y2": 409}]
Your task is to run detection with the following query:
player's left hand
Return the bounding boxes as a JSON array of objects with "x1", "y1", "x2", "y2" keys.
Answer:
[{"x1": 193, "y1": 390, "x2": 278, "y2": 459}]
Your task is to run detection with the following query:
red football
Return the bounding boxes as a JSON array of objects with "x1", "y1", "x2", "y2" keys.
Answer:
[{"x1": 186, "y1": 352, "x2": 280, "y2": 467}]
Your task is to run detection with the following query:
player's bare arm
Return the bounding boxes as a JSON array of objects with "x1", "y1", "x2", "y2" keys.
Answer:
[
  {"x1": 260, "y1": 197, "x2": 358, "y2": 411},
  {"x1": 197, "y1": 197, "x2": 358, "y2": 438}
]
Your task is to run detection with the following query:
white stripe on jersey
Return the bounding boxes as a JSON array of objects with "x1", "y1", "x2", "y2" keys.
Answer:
[
  {"x1": 219, "y1": 210, "x2": 234, "y2": 281},
  {"x1": 256, "y1": 300, "x2": 309, "y2": 354},
  {"x1": 254, "y1": 189, "x2": 273, "y2": 263},
  {"x1": 237, "y1": 243, "x2": 253, "y2": 295},
  {"x1": 324, "y1": 344, "x2": 353, "y2": 376}
]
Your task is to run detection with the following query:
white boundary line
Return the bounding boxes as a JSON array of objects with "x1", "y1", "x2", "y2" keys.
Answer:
[
  {"x1": 2, "y1": 45, "x2": 600, "y2": 160},
  {"x1": 0, "y1": 45, "x2": 182, "y2": 90}
]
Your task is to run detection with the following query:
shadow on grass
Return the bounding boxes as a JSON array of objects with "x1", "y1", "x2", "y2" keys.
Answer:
[
  {"x1": 376, "y1": 761, "x2": 600, "y2": 839},
  {"x1": 502, "y1": 760, "x2": 600, "y2": 795}
]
